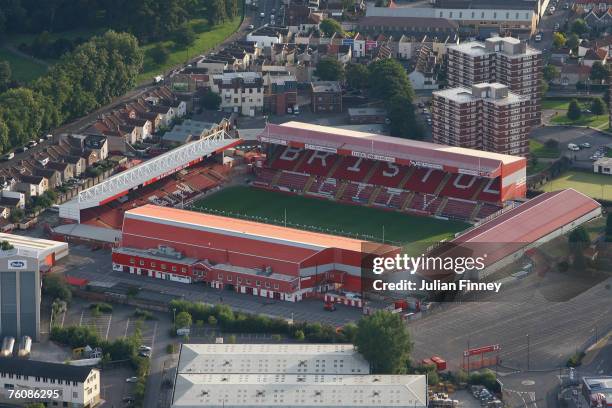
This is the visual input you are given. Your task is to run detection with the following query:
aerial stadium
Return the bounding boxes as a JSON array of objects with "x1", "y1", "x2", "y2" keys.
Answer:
[{"x1": 55, "y1": 122, "x2": 602, "y2": 306}]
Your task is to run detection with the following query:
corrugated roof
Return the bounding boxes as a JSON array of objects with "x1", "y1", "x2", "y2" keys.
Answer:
[
  {"x1": 124, "y1": 205, "x2": 368, "y2": 252},
  {"x1": 0, "y1": 359, "x2": 94, "y2": 383},
  {"x1": 260, "y1": 122, "x2": 523, "y2": 173}
]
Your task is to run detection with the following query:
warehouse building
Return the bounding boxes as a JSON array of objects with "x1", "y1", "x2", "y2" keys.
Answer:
[
  {"x1": 171, "y1": 344, "x2": 427, "y2": 408},
  {"x1": 0, "y1": 232, "x2": 68, "y2": 270},
  {"x1": 0, "y1": 253, "x2": 40, "y2": 340}
]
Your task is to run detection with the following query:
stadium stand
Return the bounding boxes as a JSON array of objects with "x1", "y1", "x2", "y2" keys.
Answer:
[{"x1": 256, "y1": 122, "x2": 527, "y2": 222}]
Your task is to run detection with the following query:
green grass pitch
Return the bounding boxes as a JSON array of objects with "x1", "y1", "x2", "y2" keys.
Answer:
[
  {"x1": 540, "y1": 170, "x2": 612, "y2": 201},
  {"x1": 191, "y1": 186, "x2": 470, "y2": 247}
]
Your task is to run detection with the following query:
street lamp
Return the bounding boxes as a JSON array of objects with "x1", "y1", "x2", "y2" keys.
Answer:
[{"x1": 173, "y1": 308, "x2": 176, "y2": 323}]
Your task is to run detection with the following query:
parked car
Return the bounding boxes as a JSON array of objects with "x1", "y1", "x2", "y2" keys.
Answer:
[
  {"x1": 567, "y1": 143, "x2": 580, "y2": 151},
  {"x1": 247, "y1": 24, "x2": 254, "y2": 30},
  {"x1": 126, "y1": 377, "x2": 138, "y2": 383},
  {"x1": 580, "y1": 142, "x2": 591, "y2": 148},
  {"x1": 1, "y1": 152, "x2": 14, "y2": 161},
  {"x1": 15, "y1": 146, "x2": 28, "y2": 153},
  {"x1": 534, "y1": 33, "x2": 542, "y2": 42},
  {"x1": 26, "y1": 140, "x2": 37, "y2": 148}
]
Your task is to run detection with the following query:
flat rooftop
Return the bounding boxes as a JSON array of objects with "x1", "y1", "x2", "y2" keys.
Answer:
[
  {"x1": 172, "y1": 374, "x2": 427, "y2": 408},
  {"x1": 178, "y1": 344, "x2": 369, "y2": 375},
  {"x1": 125, "y1": 205, "x2": 370, "y2": 252},
  {"x1": 0, "y1": 232, "x2": 69, "y2": 260}
]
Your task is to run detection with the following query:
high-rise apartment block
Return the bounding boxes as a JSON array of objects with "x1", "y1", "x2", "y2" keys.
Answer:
[
  {"x1": 447, "y1": 36, "x2": 542, "y2": 127},
  {"x1": 432, "y1": 83, "x2": 532, "y2": 156}
]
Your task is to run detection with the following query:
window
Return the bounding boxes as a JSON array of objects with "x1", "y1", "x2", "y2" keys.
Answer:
[
  {"x1": 4, "y1": 384, "x2": 14, "y2": 389},
  {"x1": 181, "y1": 267, "x2": 186, "y2": 273},
  {"x1": 172, "y1": 266, "x2": 177, "y2": 272},
  {"x1": 256, "y1": 280, "x2": 261, "y2": 286},
  {"x1": 139, "y1": 260, "x2": 144, "y2": 266},
  {"x1": 161, "y1": 264, "x2": 167, "y2": 270},
  {"x1": 73, "y1": 392, "x2": 78, "y2": 398},
  {"x1": 151, "y1": 262, "x2": 156, "y2": 267},
  {"x1": 129, "y1": 258, "x2": 135, "y2": 264}
]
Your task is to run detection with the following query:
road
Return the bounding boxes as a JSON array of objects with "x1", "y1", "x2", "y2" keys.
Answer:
[{"x1": 530, "y1": 6, "x2": 572, "y2": 55}]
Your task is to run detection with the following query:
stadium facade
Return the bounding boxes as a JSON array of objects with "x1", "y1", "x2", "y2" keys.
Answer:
[
  {"x1": 112, "y1": 205, "x2": 396, "y2": 303},
  {"x1": 255, "y1": 122, "x2": 527, "y2": 222}
]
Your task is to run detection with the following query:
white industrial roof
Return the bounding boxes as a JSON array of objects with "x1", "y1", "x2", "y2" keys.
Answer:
[
  {"x1": 178, "y1": 344, "x2": 369, "y2": 375},
  {"x1": 172, "y1": 374, "x2": 427, "y2": 408},
  {"x1": 0, "y1": 232, "x2": 68, "y2": 261}
]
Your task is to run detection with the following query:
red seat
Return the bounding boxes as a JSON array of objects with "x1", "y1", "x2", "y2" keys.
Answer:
[
  {"x1": 441, "y1": 199, "x2": 477, "y2": 220},
  {"x1": 439, "y1": 174, "x2": 484, "y2": 200},
  {"x1": 404, "y1": 168, "x2": 446, "y2": 194},
  {"x1": 476, "y1": 203, "x2": 502, "y2": 220},
  {"x1": 296, "y1": 150, "x2": 338, "y2": 176},
  {"x1": 271, "y1": 146, "x2": 305, "y2": 171},
  {"x1": 368, "y1": 162, "x2": 408, "y2": 188},
  {"x1": 476, "y1": 177, "x2": 501, "y2": 203},
  {"x1": 333, "y1": 156, "x2": 373, "y2": 182},
  {"x1": 308, "y1": 177, "x2": 338, "y2": 196},
  {"x1": 277, "y1": 171, "x2": 309, "y2": 191},
  {"x1": 340, "y1": 182, "x2": 374, "y2": 203}
]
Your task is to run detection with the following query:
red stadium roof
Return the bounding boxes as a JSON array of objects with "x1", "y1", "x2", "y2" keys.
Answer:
[
  {"x1": 124, "y1": 204, "x2": 379, "y2": 253},
  {"x1": 455, "y1": 189, "x2": 601, "y2": 244},
  {"x1": 439, "y1": 189, "x2": 602, "y2": 270},
  {"x1": 259, "y1": 122, "x2": 525, "y2": 175}
]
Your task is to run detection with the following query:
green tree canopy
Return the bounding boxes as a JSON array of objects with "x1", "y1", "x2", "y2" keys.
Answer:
[
  {"x1": 319, "y1": 18, "x2": 344, "y2": 37},
  {"x1": 200, "y1": 91, "x2": 222, "y2": 110},
  {"x1": 571, "y1": 19, "x2": 588, "y2": 36},
  {"x1": 314, "y1": 57, "x2": 345, "y2": 81},
  {"x1": 149, "y1": 43, "x2": 171, "y2": 64},
  {"x1": 345, "y1": 63, "x2": 369, "y2": 90},
  {"x1": 552, "y1": 32, "x2": 566, "y2": 49},
  {"x1": 172, "y1": 24, "x2": 196, "y2": 48},
  {"x1": 590, "y1": 61, "x2": 610, "y2": 83},
  {"x1": 367, "y1": 59, "x2": 414, "y2": 102},
  {"x1": 42, "y1": 275, "x2": 72, "y2": 302},
  {"x1": 175, "y1": 311, "x2": 193, "y2": 329},
  {"x1": 566, "y1": 33, "x2": 580, "y2": 50},
  {"x1": 387, "y1": 94, "x2": 423, "y2": 140},
  {"x1": 567, "y1": 99, "x2": 582, "y2": 121},
  {"x1": 354, "y1": 310, "x2": 412, "y2": 373},
  {"x1": 543, "y1": 65, "x2": 559, "y2": 82},
  {"x1": 0, "y1": 61, "x2": 10, "y2": 91},
  {"x1": 590, "y1": 97, "x2": 606, "y2": 115}
]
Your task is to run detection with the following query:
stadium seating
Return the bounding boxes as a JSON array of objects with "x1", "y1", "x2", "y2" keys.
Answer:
[
  {"x1": 296, "y1": 150, "x2": 336, "y2": 176},
  {"x1": 308, "y1": 177, "x2": 338, "y2": 196},
  {"x1": 404, "y1": 168, "x2": 446, "y2": 194},
  {"x1": 439, "y1": 174, "x2": 484, "y2": 200},
  {"x1": 368, "y1": 162, "x2": 408, "y2": 188},
  {"x1": 333, "y1": 157, "x2": 374, "y2": 182},
  {"x1": 476, "y1": 177, "x2": 501, "y2": 203},
  {"x1": 340, "y1": 182, "x2": 375, "y2": 203},
  {"x1": 255, "y1": 168, "x2": 278, "y2": 186},
  {"x1": 277, "y1": 171, "x2": 309, "y2": 191},
  {"x1": 476, "y1": 203, "x2": 502, "y2": 220},
  {"x1": 408, "y1": 193, "x2": 442, "y2": 214},
  {"x1": 441, "y1": 199, "x2": 478, "y2": 219},
  {"x1": 271, "y1": 146, "x2": 305, "y2": 171}
]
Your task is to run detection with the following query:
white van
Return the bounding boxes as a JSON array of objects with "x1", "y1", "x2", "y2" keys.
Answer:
[{"x1": 567, "y1": 143, "x2": 580, "y2": 151}]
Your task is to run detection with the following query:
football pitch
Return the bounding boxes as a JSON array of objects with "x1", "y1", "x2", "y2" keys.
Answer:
[
  {"x1": 191, "y1": 186, "x2": 470, "y2": 246},
  {"x1": 541, "y1": 170, "x2": 612, "y2": 201}
]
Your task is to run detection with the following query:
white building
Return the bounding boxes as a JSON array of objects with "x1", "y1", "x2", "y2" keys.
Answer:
[
  {"x1": 0, "y1": 359, "x2": 100, "y2": 407},
  {"x1": 171, "y1": 344, "x2": 427, "y2": 408},
  {"x1": 211, "y1": 72, "x2": 264, "y2": 116},
  {"x1": 593, "y1": 157, "x2": 612, "y2": 175}
]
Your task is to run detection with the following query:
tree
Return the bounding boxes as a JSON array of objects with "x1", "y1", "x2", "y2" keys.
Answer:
[
  {"x1": 387, "y1": 94, "x2": 423, "y2": 140},
  {"x1": 319, "y1": 18, "x2": 343, "y2": 37},
  {"x1": 552, "y1": 32, "x2": 566, "y2": 49},
  {"x1": 0, "y1": 61, "x2": 10, "y2": 91},
  {"x1": 590, "y1": 61, "x2": 610, "y2": 83},
  {"x1": 591, "y1": 97, "x2": 606, "y2": 115},
  {"x1": 543, "y1": 65, "x2": 559, "y2": 82},
  {"x1": 345, "y1": 63, "x2": 369, "y2": 90},
  {"x1": 200, "y1": 91, "x2": 222, "y2": 110},
  {"x1": 567, "y1": 99, "x2": 582, "y2": 121},
  {"x1": 172, "y1": 24, "x2": 196, "y2": 48},
  {"x1": 368, "y1": 59, "x2": 414, "y2": 102},
  {"x1": 354, "y1": 310, "x2": 412, "y2": 373},
  {"x1": 0, "y1": 240, "x2": 14, "y2": 250},
  {"x1": 42, "y1": 275, "x2": 72, "y2": 302},
  {"x1": 175, "y1": 311, "x2": 192, "y2": 329},
  {"x1": 569, "y1": 226, "x2": 590, "y2": 249},
  {"x1": 314, "y1": 57, "x2": 345, "y2": 81},
  {"x1": 566, "y1": 33, "x2": 580, "y2": 50},
  {"x1": 149, "y1": 44, "x2": 170, "y2": 64},
  {"x1": 207, "y1": 0, "x2": 228, "y2": 25},
  {"x1": 571, "y1": 19, "x2": 588, "y2": 36}
]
